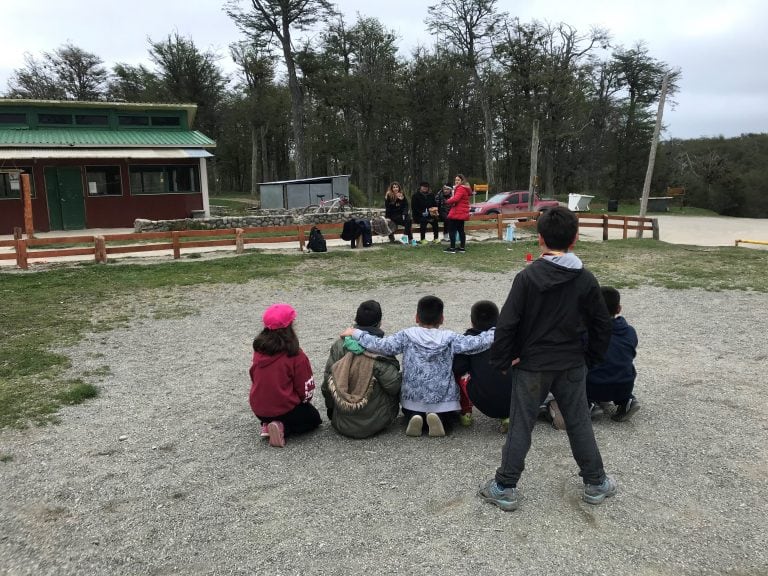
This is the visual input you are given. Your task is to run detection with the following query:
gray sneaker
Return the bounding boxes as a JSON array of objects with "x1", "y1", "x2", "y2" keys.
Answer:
[
  {"x1": 583, "y1": 475, "x2": 617, "y2": 504},
  {"x1": 405, "y1": 414, "x2": 423, "y2": 437},
  {"x1": 478, "y1": 479, "x2": 519, "y2": 511}
]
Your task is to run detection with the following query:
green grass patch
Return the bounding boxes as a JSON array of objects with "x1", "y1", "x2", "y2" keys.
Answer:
[{"x1": 1, "y1": 241, "x2": 766, "y2": 429}]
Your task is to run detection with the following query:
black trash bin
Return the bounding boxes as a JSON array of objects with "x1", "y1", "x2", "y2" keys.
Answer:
[{"x1": 607, "y1": 199, "x2": 619, "y2": 212}]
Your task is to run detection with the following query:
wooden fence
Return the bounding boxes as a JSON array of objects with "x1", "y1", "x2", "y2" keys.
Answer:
[{"x1": 0, "y1": 213, "x2": 657, "y2": 270}]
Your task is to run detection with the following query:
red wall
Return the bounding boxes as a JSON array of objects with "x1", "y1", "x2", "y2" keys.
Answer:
[{"x1": 0, "y1": 158, "x2": 203, "y2": 235}]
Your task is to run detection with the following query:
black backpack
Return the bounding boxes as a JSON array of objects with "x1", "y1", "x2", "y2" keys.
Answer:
[{"x1": 307, "y1": 226, "x2": 327, "y2": 252}]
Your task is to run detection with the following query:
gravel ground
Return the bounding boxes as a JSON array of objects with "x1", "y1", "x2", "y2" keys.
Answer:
[{"x1": 1, "y1": 265, "x2": 767, "y2": 575}]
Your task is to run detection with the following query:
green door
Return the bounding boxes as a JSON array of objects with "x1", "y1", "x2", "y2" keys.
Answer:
[{"x1": 45, "y1": 167, "x2": 86, "y2": 230}]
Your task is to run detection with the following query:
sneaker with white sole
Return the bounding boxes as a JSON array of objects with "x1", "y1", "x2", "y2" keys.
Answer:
[
  {"x1": 612, "y1": 398, "x2": 640, "y2": 422},
  {"x1": 443, "y1": 247, "x2": 456, "y2": 254},
  {"x1": 426, "y1": 412, "x2": 445, "y2": 437},
  {"x1": 478, "y1": 479, "x2": 519, "y2": 511},
  {"x1": 267, "y1": 421, "x2": 285, "y2": 448},
  {"x1": 499, "y1": 418, "x2": 509, "y2": 434},
  {"x1": 583, "y1": 475, "x2": 617, "y2": 504},
  {"x1": 260, "y1": 423, "x2": 270, "y2": 438},
  {"x1": 410, "y1": 239, "x2": 419, "y2": 247},
  {"x1": 459, "y1": 412, "x2": 473, "y2": 427},
  {"x1": 588, "y1": 401, "x2": 604, "y2": 418},
  {"x1": 405, "y1": 414, "x2": 423, "y2": 437}
]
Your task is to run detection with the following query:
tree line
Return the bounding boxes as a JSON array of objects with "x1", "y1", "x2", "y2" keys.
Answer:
[{"x1": 3, "y1": 0, "x2": 764, "y2": 216}]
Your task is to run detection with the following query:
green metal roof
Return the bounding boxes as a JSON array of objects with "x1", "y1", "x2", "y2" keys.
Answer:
[{"x1": 0, "y1": 128, "x2": 215, "y2": 148}]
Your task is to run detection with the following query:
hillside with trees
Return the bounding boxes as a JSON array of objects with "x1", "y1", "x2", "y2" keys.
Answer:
[{"x1": 3, "y1": 0, "x2": 766, "y2": 217}]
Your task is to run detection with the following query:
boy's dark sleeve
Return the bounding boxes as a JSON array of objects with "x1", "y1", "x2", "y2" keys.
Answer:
[
  {"x1": 490, "y1": 276, "x2": 525, "y2": 371},
  {"x1": 584, "y1": 279, "x2": 613, "y2": 367}
]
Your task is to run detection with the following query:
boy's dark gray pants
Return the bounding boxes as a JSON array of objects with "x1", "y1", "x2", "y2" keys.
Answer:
[{"x1": 496, "y1": 366, "x2": 606, "y2": 487}]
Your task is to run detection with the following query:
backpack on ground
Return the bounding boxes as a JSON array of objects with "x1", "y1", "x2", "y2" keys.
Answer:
[
  {"x1": 307, "y1": 226, "x2": 327, "y2": 252},
  {"x1": 358, "y1": 219, "x2": 373, "y2": 247}
]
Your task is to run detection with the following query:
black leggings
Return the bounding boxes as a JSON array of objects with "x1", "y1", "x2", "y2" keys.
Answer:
[
  {"x1": 447, "y1": 219, "x2": 466, "y2": 248},
  {"x1": 387, "y1": 215, "x2": 413, "y2": 241},
  {"x1": 418, "y1": 217, "x2": 439, "y2": 240},
  {"x1": 257, "y1": 402, "x2": 321, "y2": 436}
]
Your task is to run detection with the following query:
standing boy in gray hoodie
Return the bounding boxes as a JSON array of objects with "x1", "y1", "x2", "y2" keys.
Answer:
[{"x1": 341, "y1": 295, "x2": 494, "y2": 437}]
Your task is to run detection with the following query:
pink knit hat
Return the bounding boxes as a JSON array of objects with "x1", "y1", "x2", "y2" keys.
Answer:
[{"x1": 262, "y1": 303, "x2": 297, "y2": 329}]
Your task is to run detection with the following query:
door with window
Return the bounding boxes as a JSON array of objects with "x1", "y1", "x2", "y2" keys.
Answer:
[{"x1": 45, "y1": 167, "x2": 86, "y2": 230}]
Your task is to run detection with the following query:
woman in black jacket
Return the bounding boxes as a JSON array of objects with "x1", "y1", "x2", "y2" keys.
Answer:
[{"x1": 384, "y1": 182, "x2": 414, "y2": 245}]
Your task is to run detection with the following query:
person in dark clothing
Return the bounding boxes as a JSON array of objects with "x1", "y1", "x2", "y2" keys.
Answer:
[
  {"x1": 586, "y1": 286, "x2": 640, "y2": 422},
  {"x1": 478, "y1": 206, "x2": 615, "y2": 511},
  {"x1": 453, "y1": 300, "x2": 515, "y2": 432},
  {"x1": 435, "y1": 184, "x2": 453, "y2": 241},
  {"x1": 411, "y1": 181, "x2": 440, "y2": 243},
  {"x1": 384, "y1": 182, "x2": 414, "y2": 245}
]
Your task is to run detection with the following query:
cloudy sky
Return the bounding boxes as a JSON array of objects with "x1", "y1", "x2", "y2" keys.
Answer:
[{"x1": 1, "y1": 0, "x2": 765, "y2": 140}]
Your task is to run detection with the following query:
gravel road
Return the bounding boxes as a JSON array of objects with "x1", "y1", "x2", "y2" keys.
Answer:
[{"x1": 1, "y1": 263, "x2": 767, "y2": 575}]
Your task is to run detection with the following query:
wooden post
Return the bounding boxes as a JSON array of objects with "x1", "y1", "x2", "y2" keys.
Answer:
[
  {"x1": 652, "y1": 218, "x2": 660, "y2": 240},
  {"x1": 235, "y1": 228, "x2": 244, "y2": 254},
  {"x1": 528, "y1": 120, "x2": 540, "y2": 211},
  {"x1": 622, "y1": 217, "x2": 628, "y2": 239},
  {"x1": 94, "y1": 236, "x2": 107, "y2": 263},
  {"x1": 13, "y1": 227, "x2": 22, "y2": 241},
  {"x1": 172, "y1": 231, "x2": 181, "y2": 259},
  {"x1": 496, "y1": 214, "x2": 503, "y2": 239},
  {"x1": 16, "y1": 238, "x2": 28, "y2": 270},
  {"x1": 21, "y1": 174, "x2": 35, "y2": 239},
  {"x1": 298, "y1": 226, "x2": 306, "y2": 251},
  {"x1": 638, "y1": 72, "x2": 670, "y2": 238},
  {"x1": 602, "y1": 215, "x2": 609, "y2": 241}
]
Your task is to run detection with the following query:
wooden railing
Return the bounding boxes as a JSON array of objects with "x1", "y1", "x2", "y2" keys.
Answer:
[{"x1": 1, "y1": 213, "x2": 657, "y2": 270}]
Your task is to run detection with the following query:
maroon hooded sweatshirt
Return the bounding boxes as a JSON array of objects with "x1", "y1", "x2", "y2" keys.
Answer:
[{"x1": 249, "y1": 350, "x2": 315, "y2": 418}]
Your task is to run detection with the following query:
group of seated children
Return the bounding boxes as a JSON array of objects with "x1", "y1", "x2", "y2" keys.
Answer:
[{"x1": 247, "y1": 291, "x2": 638, "y2": 448}]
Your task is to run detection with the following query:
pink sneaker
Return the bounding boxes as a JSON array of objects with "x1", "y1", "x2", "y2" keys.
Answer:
[
  {"x1": 260, "y1": 423, "x2": 270, "y2": 438},
  {"x1": 267, "y1": 421, "x2": 285, "y2": 448}
]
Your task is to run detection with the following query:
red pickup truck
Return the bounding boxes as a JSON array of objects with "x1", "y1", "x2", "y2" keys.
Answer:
[{"x1": 469, "y1": 191, "x2": 560, "y2": 216}]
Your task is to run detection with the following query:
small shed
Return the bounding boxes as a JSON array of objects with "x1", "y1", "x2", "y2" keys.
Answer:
[
  {"x1": 259, "y1": 175, "x2": 350, "y2": 210},
  {"x1": 0, "y1": 99, "x2": 215, "y2": 234}
]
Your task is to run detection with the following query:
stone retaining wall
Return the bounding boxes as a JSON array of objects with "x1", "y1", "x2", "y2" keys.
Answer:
[{"x1": 134, "y1": 208, "x2": 385, "y2": 233}]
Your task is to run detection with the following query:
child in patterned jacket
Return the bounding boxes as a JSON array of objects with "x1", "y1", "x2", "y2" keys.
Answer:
[{"x1": 340, "y1": 295, "x2": 494, "y2": 437}]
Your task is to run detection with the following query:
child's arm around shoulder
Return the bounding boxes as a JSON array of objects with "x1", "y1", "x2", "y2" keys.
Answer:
[
  {"x1": 339, "y1": 327, "x2": 407, "y2": 356},
  {"x1": 451, "y1": 327, "x2": 495, "y2": 355}
]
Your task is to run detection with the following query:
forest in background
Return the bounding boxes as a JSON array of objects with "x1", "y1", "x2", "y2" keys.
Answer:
[{"x1": 2, "y1": 0, "x2": 766, "y2": 217}]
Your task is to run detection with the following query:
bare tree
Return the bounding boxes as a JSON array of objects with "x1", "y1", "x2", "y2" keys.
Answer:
[
  {"x1": 426, "y1": 0, "x2": 506, "y2": 190},
  {"x1": 226, "y1": 0, "x2": 336, "y2": 179}
]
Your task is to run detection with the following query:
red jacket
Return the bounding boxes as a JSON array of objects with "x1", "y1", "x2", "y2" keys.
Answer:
[
  {"x1": 446, "y1": 184, "x2": 472, "y2": 220},
  {"x1": 249, "y1": 350, "x2": 315, "y2": 418}
]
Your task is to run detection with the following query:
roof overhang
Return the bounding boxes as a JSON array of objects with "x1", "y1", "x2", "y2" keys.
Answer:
[{"x1": 0, "y1": 148, "x2": 213, "y2": 160}]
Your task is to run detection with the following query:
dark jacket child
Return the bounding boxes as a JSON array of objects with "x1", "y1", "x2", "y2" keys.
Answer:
[
  {"x1": 453, "y1": 300, "x2": 515, "y2": 432},
  {"x1": 384, "y1": 182, "x2": 414, "y2": 245},
  {"x1": 249, "y1": 303, "x2": 322, "y2": 448},
  {"x1": 479, "y1": 206, "x2": 614, "y2": 511},
  {"x1": 411, "y1": 181, "x2": 440, "y2": 243},
  {"x1": 586, "y1": 286, "x2": 639, "y2": 422},
  {"x1": 340, "y1": 296, "x2": 495, "y2": 438},
  {"x1": 435, "y1": 184, "x2": 453, "y2": 241},
  {"x1": 322, "y1": 300, "x2": 402, "y2": 439}
]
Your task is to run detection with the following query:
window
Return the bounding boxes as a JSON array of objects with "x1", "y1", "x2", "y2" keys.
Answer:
[
  {"x1": 76, "y1": 114, "x2": 109, "y2": 126},
  {"x1": 129, "y1": 165, "x2": 200, "y2": 195},
  {"x1": 85, "y1": 166, "x2": 122, "y2": 196},
  {"x1": 118, "y1": 115, "x2": 149, "y2": 126},
  {"x1": 38, "y1": 113, "x2": 73, "y2": 125},
  {"x1": 0, "y1": 168, "x2": 35, "y2": 200},
  {"x1": 151, "y1": 116, "x2": 181, "y2": 127},
  {"x1": 0, "y1": 113, "x2": 26, "y2": 125},
  {"x1": 520, "y1": 192, "x2": 529, "y2": 204}
]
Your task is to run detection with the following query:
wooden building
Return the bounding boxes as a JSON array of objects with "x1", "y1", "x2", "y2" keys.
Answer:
[{"x1": 0, "y1": 99, "x2": 215, "y2": 234}]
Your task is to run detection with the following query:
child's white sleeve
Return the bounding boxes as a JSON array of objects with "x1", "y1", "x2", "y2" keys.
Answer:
[{"x1": 452, "y1": 328, "x2": 495, "y2": 354}]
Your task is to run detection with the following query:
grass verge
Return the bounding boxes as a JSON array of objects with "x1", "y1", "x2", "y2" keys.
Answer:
[{"x1": 0, "y1": 240, "x2": 766, "y2": 429}]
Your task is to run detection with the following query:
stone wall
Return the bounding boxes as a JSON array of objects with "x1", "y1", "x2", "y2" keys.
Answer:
[{"x1": 134, "y1": 208, "x2": 385, "y2": 233}]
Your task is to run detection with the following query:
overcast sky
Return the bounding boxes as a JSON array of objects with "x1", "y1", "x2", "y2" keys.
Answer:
[{"x1": 1, "y1": 0, "x2": 765, "y2": 140}]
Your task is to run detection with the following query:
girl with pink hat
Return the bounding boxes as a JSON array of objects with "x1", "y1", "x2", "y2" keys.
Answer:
[{"x1": 248, "y1": 303, "x2": 321, "y2": 447}]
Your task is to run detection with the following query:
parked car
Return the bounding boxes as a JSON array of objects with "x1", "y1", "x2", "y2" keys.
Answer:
[{"x1": 469, "y1": 191, "x2": 560, "y2": 216}]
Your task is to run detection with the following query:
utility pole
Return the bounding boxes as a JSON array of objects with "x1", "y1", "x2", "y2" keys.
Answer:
[
  {"x1": 637, "y1": 71, "x2": 670, "y2": 238},
  {"x1": 528, "y1": 120, "x2": 540, "y2": 211}
]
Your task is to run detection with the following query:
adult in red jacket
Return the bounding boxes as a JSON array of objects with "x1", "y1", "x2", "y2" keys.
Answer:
[{"x1": 444, "y1": 173, "x2": 472, "y2": 253}]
